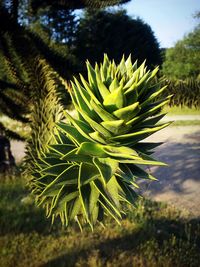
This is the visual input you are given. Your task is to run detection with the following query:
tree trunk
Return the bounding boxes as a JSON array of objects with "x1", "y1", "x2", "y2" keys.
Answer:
[
  {"x1": 0, "y1": 136, "x2": 15, "y2": 173},
  {"x1": 12, "y1": 0, "x2": 19, "y2": 24}
]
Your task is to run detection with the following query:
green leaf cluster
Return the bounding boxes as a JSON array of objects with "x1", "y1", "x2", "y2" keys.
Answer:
[
  {"x1": 0, "y1": 5, "x2": 74, "y2": 139},
  {"x1": 30, "y1": 55, "x2": 170, "y2": 229},
  {"x1": 162, "y1": 23, "x2": 200, "y2": 80}
]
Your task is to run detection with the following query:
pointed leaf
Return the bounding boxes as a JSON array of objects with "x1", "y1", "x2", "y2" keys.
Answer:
[
  {"x1": 106, "y1": 176, "x2": 120, "y2": 207},
  {"x1": 80, "y1": 74, "x2": 100, "y2": 104},
  {"x1": 109, "y1": 77, "x2": 120, "y2": 92},
  {"x1": 76, "y1": 106, "x2": 112, "y2": 138},
  {"x1": 101, "y1": 120, "x2": 125, "y2": 135},
  {"x1": 93, "y1": 157, "x2": 118, "y2": 184},
  {"x1": 103, "y1": 85, "x2": 124, "y2": 112},
  {"x1": 112, "y1": 122, "x2": 171, "y2": 142},
  {"x1": 57, "y1": 122, "x2": 91, "y2": 145},
  {"x1": 64, "y1": 112, "x2": 94, "y2": 141},
  {"x1": 42, "y1": 163, "x2": 71, "y2": 176},
  {"x1": 89, "y1": 131, "x2": 107, "y2": 144},
  {"x1": 90, "y1": 100, "x2": 116, "y2": 121},
  {"x1": 118, "y1": 180, "x2": 138, "y2": 207},
  {"x1": 127, "y1": 164, "x2": 157, "y2": 180},
  {"x1": 49, "y1": 144, "x2": 76, "y2": 156},
  {"x1": 77, "y1": 142, "x2": 106, "y2": 157},
  {"x1": 78, "y1": 163, "x2": 99, "y2": 186},
  {"x1": 93, "y1": 180, "x2": 122, "y2": 218},
  {"x1": 69, "y1": 197, "x2": 82, "y2": 220},
  {"x1": 96, "y1": 67, "x2": 110, "y2": 98},
  {"x1": 103, "y1": 145, "x2": 139, "y2": 160},
  {"x1": 89, "y1": 183, "x2": 100, "y2": 223},
  {"x1": 113, "y1": 102, "x2": 140, "y2": 121}
]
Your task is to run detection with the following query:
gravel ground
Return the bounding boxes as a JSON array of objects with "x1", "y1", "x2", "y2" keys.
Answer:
[
  {"x1": 10, "y1": 124, "x2": 200, "y2": 217},
  {"x1": 142, "y1": 125, "x2": 200, "y2": 218},
  {"x1": 11, "y1": 141, "x2": 26, "y2": 164}
]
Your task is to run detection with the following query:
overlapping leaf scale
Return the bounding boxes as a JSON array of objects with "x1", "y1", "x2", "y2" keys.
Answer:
[
  {"x1": 29, "y1": 125, "x2": 131, "y2": 229},
  {"x1": 30, "y1": 54, "x2": 170, "y2": 229}
]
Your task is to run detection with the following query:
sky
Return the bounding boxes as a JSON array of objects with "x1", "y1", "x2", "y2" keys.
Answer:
[{"x1": 123, "y1": 0, "x2": 199, "y2": 48}]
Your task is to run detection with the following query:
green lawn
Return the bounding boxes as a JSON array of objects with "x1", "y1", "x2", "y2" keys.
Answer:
[
  {"x1": 0, "y1": 175, "x2": 200, "y2": 267},
  {"x1": 172, "y1": 120, "x2": 200, "y2": 126},
  {"x1": 163, "y1": 106, "x2": 200, "y2": 115}
]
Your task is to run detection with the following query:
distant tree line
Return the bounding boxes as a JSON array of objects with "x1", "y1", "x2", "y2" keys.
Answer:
[
  {"x1": 162, "y1": 12, "x2": 200, "y2": 80},
  {"x1": 161, "y1": 12, "x2": 200, "y2": 109}
]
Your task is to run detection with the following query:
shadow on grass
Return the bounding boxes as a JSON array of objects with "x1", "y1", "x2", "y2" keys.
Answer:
[
  {"x1": 1, "y1": 178, "x2": 200, "y2": 266},
  {"x1": 39, "y1": 216, "x2": 200, "y2": 267},
  {"x1": 0, "y1": 179, "x2": 58, "y2": 235}
]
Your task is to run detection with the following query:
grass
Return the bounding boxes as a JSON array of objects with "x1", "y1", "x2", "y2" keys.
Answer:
[
  {"x1": 0, "y1": 175, "x2": 200, "y2": 267},
  {"x1": 171, "y1": 120, "x2": 200, "y2": 126},
  {"x1": 163, "y1": 106, "x2": 200, "y2": 115},
  {"x1": 0, "y1": 106, "x2": 200, "y2": 266}
]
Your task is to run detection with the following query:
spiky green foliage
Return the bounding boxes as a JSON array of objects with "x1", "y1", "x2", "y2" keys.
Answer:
[
  {"x1": 165, "y1": 78, "x2": 200, "y2": 108},
  {"x1": 0, "y1": 0, "x2": 129, "y2": 140},
  {"x1": 29, "y1": 55, "x2": 170, "y2": 230},
  {"x1": 24, "y1": 59, "x2": 64, "y2": 178},
  {"x1": 0, "y1": 24, "x2": 30, "y2": 139},
  {"x1": 0, "y1": 4, "x2": 75, "y2": 139},
  {"x1": 30, "y1": 0, "x2": 130, "y2": 12},
  {"x1": 0, "y1": 30, "x2": 27, "y2": 128}
]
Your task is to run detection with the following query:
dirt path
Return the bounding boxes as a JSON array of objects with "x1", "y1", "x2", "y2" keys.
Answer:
[
  {"x1": 11, "y1": 141, "x2": 26, "y2": 163},
  {"x1": 10, "y1": 125, "x2": 200, "y2": 217},
  {"x1": 142, "y1": 125, "x2": 200, "y2": 218},
  {"x1": 162, "y1": 114, "x2": 200, "y2": 121}
]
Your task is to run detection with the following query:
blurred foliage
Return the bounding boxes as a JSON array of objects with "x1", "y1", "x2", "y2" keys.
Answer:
[
  {"x1": 161, "y1": 12, "x2": 200, "y2": 109},
  {"x1": 1, "y1": 0, "x2": 129, "y2": 139},
  {"x1": 73, "y1": 9, "x2": 162, "y2": 70},
  {"x1": 29, "y1": 0, "x2": 130, "y2": 13},
  {"x1": 0, "y1": 115, "x2": 30, "y2": 139},
  {"x1": 34, "y1": 8, "x2": 78, "y2": 45},
  {"x1": 164, "y1": 78, "x2": 200, "y2": 108},
  {"x1": 0, "y1": 1, "x2": 76, "y2": 139}
]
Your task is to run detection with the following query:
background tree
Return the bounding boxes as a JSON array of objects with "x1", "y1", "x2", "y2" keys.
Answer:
[
  {"x1": 161, "y1": 13, "x2": 200, "y2": 108},
  {"x1": 0, "y1": 0, "x2": 130, "y2": 140},
  {"x1": 73, "y1": 9, "x2": 162, "y2": 69},
  {"x1": 162, "y1": 17, "x2": 200, "y2": 80},
  {"x1": 29, "y1": 0, "x2": 130, "y2": 11},
  {"x1": 0, "y1": 4, "x2": 76, "y2": 139}
]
